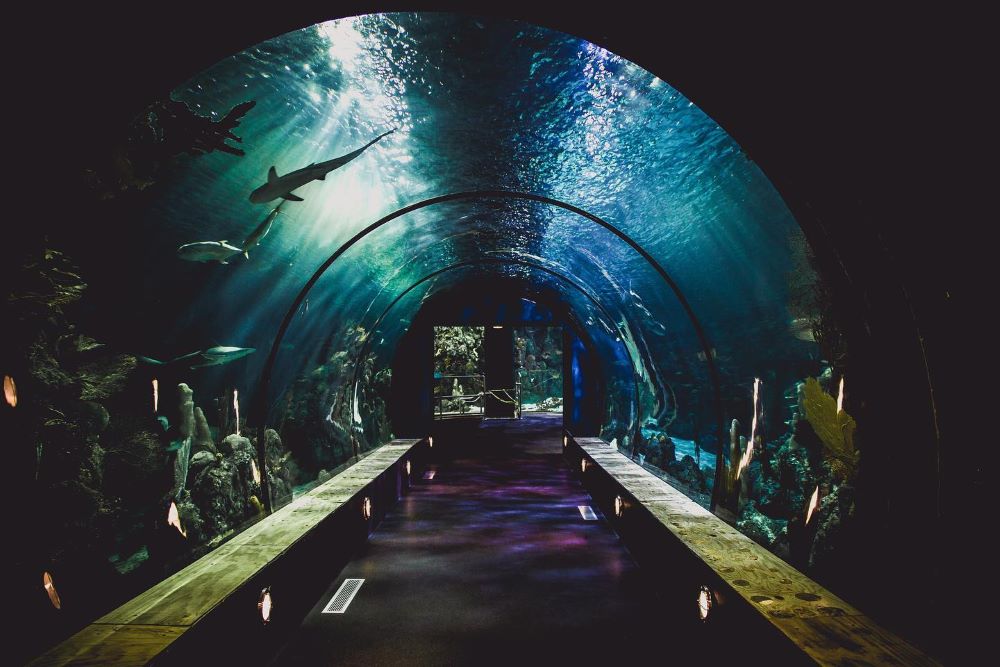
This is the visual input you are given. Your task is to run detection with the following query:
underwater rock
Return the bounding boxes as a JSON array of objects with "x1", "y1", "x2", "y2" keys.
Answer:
[
  {"x1": 317, "y1": 469, "x2": 332, "y2": 484},
  {"x1": 738, "y1": 500, "x2": 789, "y2": 554},
  {"x1": 666, "y1": 455, "x2": 709, "y2": 493},
  {"x1": 189, "y1": 450, "x2": 216, "y2": 475},
  {"x1": 267, "y1": 468, "x2": 293, "y2": 507},
  {"x1": 535, "y1": 396, "x2": 563, "y2": 410},
  {"x1": 78, "y1": 401, "x2": 111, "y2": 434},
  {"x1": 221, "y1": 434, "x2": 254, "y2": 465},
  {"x1": 642, "y1": 433, "x2": 676, "y2": 468},
  {"x1": 174, "y1": 494, "x2": 206, "y2": 544},
  {"x1": 191, "y1": 460, "x2": 243, "y2": 537},
  {"x1": 192, "y1": 407, "x2": 216, "y2": 454},
  {"x1": 264, "y1": 428, "x2": 283, "y2": 460},
  {"x1": 102, "y1": 419, "x2": 166, "y2": 506},
  {"x1": 809, "y1": 484, "x2": 856, "y2": 573},
  {"x1": 171, "y1": 383, "x2": 195, "y2": 497}
]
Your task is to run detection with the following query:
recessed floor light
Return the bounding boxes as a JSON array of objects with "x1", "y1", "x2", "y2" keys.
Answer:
[
  {"x1": 578, "y1": 505, "x2": 598, "y2": 521},
  {"x1": 323, "y1": 579, "x2": 365, "y2": 614}
]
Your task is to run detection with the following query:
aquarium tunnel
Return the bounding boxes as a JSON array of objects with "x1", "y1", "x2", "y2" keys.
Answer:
[{"x1": 6, "y1": 9, "x2": 958, "y2": 666}]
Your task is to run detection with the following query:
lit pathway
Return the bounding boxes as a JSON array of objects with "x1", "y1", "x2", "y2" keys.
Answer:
[{"x1": 271, "y1": 414, "x2": 674, "y2": 665}]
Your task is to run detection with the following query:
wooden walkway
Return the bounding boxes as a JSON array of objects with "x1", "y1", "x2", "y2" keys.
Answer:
[
  {"x1": 30, "y1": 439, "x2": 420, "y2": 667},
  {"x1": 574, "y1": 437, "x2": 939, "y2": 667}
]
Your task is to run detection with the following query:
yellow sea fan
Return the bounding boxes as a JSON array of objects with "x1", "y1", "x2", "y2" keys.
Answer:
[{"x1": 802, "y1": 377, "x2": 859, "y2": 480}]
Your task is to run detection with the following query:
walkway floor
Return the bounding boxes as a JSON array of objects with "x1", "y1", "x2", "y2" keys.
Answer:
[{"x1": 270, "y1": 415, "x2": 674, "y2": 665}]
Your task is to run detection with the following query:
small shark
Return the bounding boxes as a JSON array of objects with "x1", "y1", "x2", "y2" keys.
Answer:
[
  {"x1": 139, "y1": 346, "x2": 255, "y2": 369},
  {"x1": 241, "y1": 202, "x2": 283, "y2": 258},
  {"x1": 177, "y1": 240, "x2": 244, "y2": 264},
  {"x1": 248, "y1": 129, "x2": 395, "y2": 203}
]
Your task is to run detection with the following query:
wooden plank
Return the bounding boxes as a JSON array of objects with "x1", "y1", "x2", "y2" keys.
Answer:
[
  {"x1": 576, "y1": 439, "x2": 938, "y2": 666},
  {"x1": 36, "y1": 439, "x2": 420, "y2": 666},
  {"x1": 28, "y1": 624, "x2": 184, "y2": 667},
  {"x1": 776, "y1": 615, "x2": 935, "y2": 666}
]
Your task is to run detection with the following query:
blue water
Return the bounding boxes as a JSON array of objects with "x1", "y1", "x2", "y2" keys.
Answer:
[{"x1": 119, "y1": 11, "x2": 815, "y2": 463}]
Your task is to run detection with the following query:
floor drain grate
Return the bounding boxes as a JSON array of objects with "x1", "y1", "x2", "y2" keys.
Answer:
[
  {"x1": 322, "y1": 578, "x2": 365, "y2": 614},
  {"x1": 578, "y1": 505, "x2": 598, "y2": 521}
]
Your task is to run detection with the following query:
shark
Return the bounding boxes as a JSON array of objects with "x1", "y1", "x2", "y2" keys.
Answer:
[
  {"x1": 241, "y1": 202, "x2": 283, "y2": 258},
  {"x1": 177, "y1": 240, "x2": 244, "y2": 264},
  {"x1": 248, "y1": 129, "x2": 395, "y2": 203},
  {"x1": 139, "y1": 346, "x2": 255, "y2": 369}
]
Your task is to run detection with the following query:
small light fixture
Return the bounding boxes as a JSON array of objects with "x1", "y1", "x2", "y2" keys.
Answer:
[
  {"x1": 3, "y1": 375, "x2": 16, "y2": 407},
  {"x1": 42, "y1": 571, "x2": 61, "y2": 610},
  {"x1": 580, "y1": 459, "x2": 587, "y2": 473},
  {"x1": 258, "y1": 586, "x2": 273, "y2": 624},
  {"x1": 233, "y1": 389, "x2": 241, "y2": 436},
  {"x1": 362, "y1": 496, "x2": 372, "y2": 520},
  {"x1": 152, "y1": 378, "x2": 158, "y2": 413},
  {"x1": 563, "y1": 434, "x2": 568, "y2": 448},
  {"x1": 167, "y1": 500, "x2": 187, "y2": 538},
  {"x1": 492, "y1": 325, "x2": 503, "y2": 329},
  {"x1": 405, "y1": 460, "x2": 411, "y2": 476},
  {"x1": 805, "y1": 485, "x2": 820, "y2": 525},
  {"x1": 698, "y1": 585, "x2": 712, "y2": 621},
  {"x1": 614, "y1": 495, "x2": 625, "y2": 518},
  {"x1": 428, "y1": 436, "x2": 433, "y2": 448}
]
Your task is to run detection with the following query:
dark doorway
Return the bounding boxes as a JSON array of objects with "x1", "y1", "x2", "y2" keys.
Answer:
[{"x1": 484, "y1": 326, "x2": 516, "y2": 418}]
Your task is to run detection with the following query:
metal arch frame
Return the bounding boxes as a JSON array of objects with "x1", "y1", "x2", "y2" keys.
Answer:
[
  {"x1": 253, "y1": 190, "x2": 726, "y2": 512},
  {"x1": 347, "y1": 256, "x2": 642, "y2": 448}
]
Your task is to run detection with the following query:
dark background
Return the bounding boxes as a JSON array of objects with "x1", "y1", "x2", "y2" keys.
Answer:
[{"x1": 5, "y1": 2, "x2": 985, "y2": 662}]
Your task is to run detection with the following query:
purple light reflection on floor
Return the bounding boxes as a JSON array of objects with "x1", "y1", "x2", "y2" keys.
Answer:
[{"x1": 271, "y1": 414, "x2": 679, "y2": 666}]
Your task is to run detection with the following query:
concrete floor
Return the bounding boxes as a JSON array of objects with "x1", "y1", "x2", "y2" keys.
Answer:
[{"x1": 270, "y1": 414, "x2": 676, "y2": 665}]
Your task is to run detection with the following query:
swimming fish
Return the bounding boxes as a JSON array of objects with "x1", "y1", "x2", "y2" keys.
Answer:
[
  {"x1": 248, "y1": 129, "x2": 395, "y2": 203},
  {"x1": 177, "y1": 240, "x2": 244, "y2": 264},
  {"x1": 138, "y1": 346, "x2": 255, "y2": 369},
  {"x1": 241, "y1": 202, "x2": 284, "y2": 258}
]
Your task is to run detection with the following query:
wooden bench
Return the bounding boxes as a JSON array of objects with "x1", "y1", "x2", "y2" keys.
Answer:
[
  {"x1": 30, "y1": 439, "x2": 422, "y2": 666},
  {"x1": 572, "y1": 436, "x2": 938, "y2": 667}
]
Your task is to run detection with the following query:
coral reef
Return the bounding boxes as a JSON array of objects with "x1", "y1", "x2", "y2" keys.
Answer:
[
  {"x1": 8, "y1": 246, "x2": 297, "y2": 651},
  {"x1": 628, "y1": 363, "x2": 860, "y2": 576},
  {"x1": 282, "y1": 326, "x2": 393, "y2": 481}
]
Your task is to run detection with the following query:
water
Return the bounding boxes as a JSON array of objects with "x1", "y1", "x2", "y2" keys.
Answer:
[
  {"x1": 13, "y1": 12, "x2": 830, "y2": 661},
  {"x1": 120, "y1": 13, "x2": 812, "y2": 432}
]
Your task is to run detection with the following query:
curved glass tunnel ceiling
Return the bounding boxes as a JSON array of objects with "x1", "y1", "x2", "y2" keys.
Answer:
[
  {"x1": 8, "y1": 13, "x2": 850, "y2": 662},
  {"x1": 135, "y1": 12, "x2": 816, "y2": 433}
]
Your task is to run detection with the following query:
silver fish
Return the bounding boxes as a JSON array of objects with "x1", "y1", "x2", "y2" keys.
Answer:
[
  {"x1": 177, "y1": 240, "x2": 244, "y2": 264},
  {"x1": 139, "y1": 346, "x2": 255, "y2": 369},
  {"x1": 241, "y1": 202, "x2": 283, "y2": 258}
]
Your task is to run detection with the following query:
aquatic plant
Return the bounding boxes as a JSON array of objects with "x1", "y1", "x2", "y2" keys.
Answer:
[{"x1": 801, "y1": 377, "x2": 858, "y2": 481}]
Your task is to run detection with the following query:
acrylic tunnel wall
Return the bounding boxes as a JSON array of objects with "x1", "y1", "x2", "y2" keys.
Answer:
[{"x1": 6, "y1": 11, "x2": 870, "y2": 663}]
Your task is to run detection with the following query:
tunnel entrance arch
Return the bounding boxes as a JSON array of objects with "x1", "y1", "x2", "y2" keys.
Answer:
[
  {"x1": 348, "y1": 256, "x2": 644, "y2": 442},
  {"x1": 254, "y1": 190, "x2": 727, "y2": 511}
]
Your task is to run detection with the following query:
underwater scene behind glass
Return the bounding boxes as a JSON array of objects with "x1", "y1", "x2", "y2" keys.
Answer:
[{"x1": 8, "y1": 12, "x2": 861, "y2": 660}]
